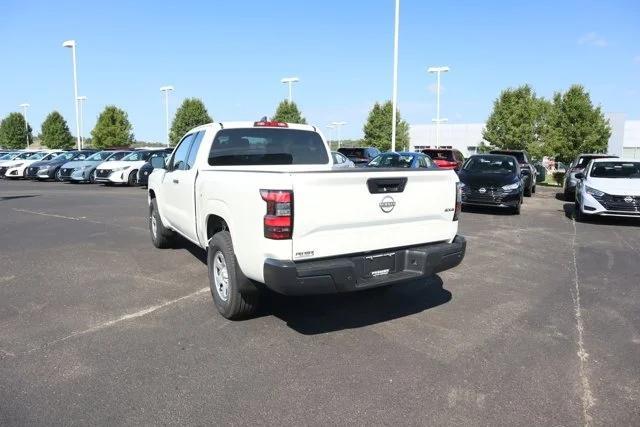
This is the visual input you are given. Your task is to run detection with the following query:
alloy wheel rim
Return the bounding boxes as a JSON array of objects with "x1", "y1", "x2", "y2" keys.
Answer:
[
  {"x1": 151, "y1": 214, "x2": 157, "y2": 238},
  {"x1": 212, "y1": 251, "x2": 230, "y2": 302}
]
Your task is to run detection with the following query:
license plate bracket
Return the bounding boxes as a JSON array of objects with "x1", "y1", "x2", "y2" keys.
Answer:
[{"x1": 363, "y1": 252, "x2": 397, "y2": 277}]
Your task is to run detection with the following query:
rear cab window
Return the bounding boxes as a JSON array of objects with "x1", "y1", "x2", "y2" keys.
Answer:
[{"x1": 209, "y1": 128, "x2": 329, "y2": 166}]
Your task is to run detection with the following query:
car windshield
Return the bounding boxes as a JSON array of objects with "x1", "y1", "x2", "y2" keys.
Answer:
[
  {"x1": 338, "y1": 148, "x2": 366, "y2": 159},
  {"x1": 86, "y1": 151, "x2": 115, "y2": 161},
  {"x1": 41, "y1": 152, "x2": 60, "y2": 161},
  {"x1": 57, "y1": 152, "x2": 77, "y2": 161},
  {"x1": 464, "y1": 156, "x2": 517, "y2": 173},
  {"x1": 368, "y1": 153, "x2": 414, "y2": 168},
  {"x1": 28, "y1": 152, "x2": 54, "y2": 161},
  {"x1": 16, "y1": 152, "x2": 40, "y2": 159},
  {"x1": 590, "y1": 162, "x2": 640, "y2": 179},
  {"x1": 492, "y1": 151, "x2": 525, "y2": 163},
  {"x1": 0, "y1": 152, "x2": 18, "y2": 160},
  {"x1": 423, "y1": 150, "x2": 454, "y2": 161},
  {"x1": 209, "y1": 129, "x2": 329, "y2": 166},
  {"x1": 575, "y1": 156, "x2": 611, "y2": 168},
  {"x1": 122, "y1": 151, "x2": 153, "y2": 161}
]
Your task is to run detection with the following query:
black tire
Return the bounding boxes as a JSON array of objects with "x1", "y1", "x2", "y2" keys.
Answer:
[
  {"x1": 89, "y1": 170, "x2": 96, "y2": 184},
  {"x1": 575, "y1": 200, "x2": 585, "y2": 222},
  {"x1": 208, "y1": 231, "x2": 259, "y2": 320},
  {"x1": 524, "y1": 182, "x2": 532, "y2": 197},
  {"x1": 149, "y1": 199, "x2": 175, "y2": 248},
  {"x1": 54, "y1": 168, "x2": 64, "y2": 182},
  {"x1": 563, "y1": 188, "x2": 572, "y2": 201},
  {"x1": 513, "y1": 201, "x2": 521, "y2": 215},
  {"x1": 531, "y1": 184, "x2": 536, "y2": 194},
  {"x1": 127, "y1": 170, "x2": 138, "y2": 186}
]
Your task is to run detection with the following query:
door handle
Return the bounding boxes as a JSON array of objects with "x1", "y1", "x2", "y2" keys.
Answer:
[{"x1": 173, "y1": 179, "x2": 179, "y2": 184}]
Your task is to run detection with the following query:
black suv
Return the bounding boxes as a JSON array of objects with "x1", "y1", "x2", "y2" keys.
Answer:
[
  {"x1": 490, "y1": 150, "x2": 537, "y2": 196},
  {"x1": 337, "y1": 147, "x2": 381, "y2": 167}
]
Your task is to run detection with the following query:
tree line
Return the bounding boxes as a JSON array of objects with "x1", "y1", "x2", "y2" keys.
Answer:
[
  {"x1": 483, "y1": 84, "x2": 611, "y2": 163},
  {"x1": 1, "y1": 84, "x2": 610, "y2": 162}
]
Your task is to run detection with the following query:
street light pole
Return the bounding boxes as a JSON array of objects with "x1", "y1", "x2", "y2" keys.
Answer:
[
  {"x1": 280, "y1": 77, "x2": 299, "y2": 103},
  {"x1": 326, "y1": 124, "x2": 335, "y2": 148},
  {"x1": 427, "y1": 66, "x2": 450, "y2": 147},
  {"x1": 63, "y1": 40, "x2": 81, "y2": 150},
  {"x1": 77, "y1": 96, "x2": 87, "y2": 149},
  {"x1": 331, "y1": 121, "x2": 347, "y2": 148},
  {"x1": 160, "y1": 86, "x2": 174, "y2": 146},
  {"x1": 19, "y1": 103, "x2": 30, "y2": 148},
  {"x1": 391, "y1": 0, "x2": 400, "y2": 152}
]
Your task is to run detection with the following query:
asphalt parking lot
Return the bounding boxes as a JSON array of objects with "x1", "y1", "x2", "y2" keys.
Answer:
[{"x1": 1, "y1": 181, "x2": 638, "y2": 425}]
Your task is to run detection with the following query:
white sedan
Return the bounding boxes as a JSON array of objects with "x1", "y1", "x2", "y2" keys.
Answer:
[
  {"x1": 3, "y1": 151, "x2": 63, "y2": 179},
  {"x1": 94, "y1": 149, "x2": 168, "y2": 186},
  {"x1": 575, "y1": 158, "x2": 640, "y2": 221}
]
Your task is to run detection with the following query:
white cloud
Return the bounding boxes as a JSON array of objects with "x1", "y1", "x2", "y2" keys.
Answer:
[{"x1": 578, "y1": 32, "x2": 608, "y2": 47}]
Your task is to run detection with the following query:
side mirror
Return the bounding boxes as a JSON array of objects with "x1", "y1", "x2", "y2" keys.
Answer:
[
  {"x1": 151, "y1": 156, "x2": 166, "y2": 169},
  {"x1": 575, "y1": 172, "x2": 584, "y2": 180}
]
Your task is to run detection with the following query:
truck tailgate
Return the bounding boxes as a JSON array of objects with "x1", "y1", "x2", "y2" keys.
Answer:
[{"x1": 291, "y1": 170, "x2": 458, "y2": 260}]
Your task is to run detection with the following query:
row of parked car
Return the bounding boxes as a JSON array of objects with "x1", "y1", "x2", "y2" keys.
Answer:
[
  {"x1": 0, "y1": 147, "x2": 173, "y2": 186},
  {"x1": 337, "y1": 147, "x2": 539, "y2": 215}
]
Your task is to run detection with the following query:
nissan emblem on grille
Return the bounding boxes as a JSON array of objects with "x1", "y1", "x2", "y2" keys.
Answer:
[
  {"x1": 624, "y1": 196, "x2": 633, "y2": 203},
  {"x1": 479, "y1": 187, "x2": 487, "y2": 194},
  {"x1": 379, "y1": 196, "x2": 396, "y2": 213}
]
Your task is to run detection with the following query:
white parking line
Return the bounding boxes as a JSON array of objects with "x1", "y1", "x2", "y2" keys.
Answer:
[
  {"x1": 25, "y1": 287, "x2": 209, "y2": 355},
  {"x1": 13, "y1": 208, "x2": 86, "y2": 221},
  {"x1": 571, "y1": 219, "x2": 595, "y2": 426}
]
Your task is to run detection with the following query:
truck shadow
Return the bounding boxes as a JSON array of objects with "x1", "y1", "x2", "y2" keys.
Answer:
[{"x1": 260, "y1": 276, "x2": 452, "y2": 335}]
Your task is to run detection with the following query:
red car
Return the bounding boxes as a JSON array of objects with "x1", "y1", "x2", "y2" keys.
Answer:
[{"x1": 421, "y1": 148, "x2": 465, "y2": 171}]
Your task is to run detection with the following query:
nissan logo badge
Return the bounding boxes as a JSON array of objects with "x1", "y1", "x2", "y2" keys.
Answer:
[
  {"x1": 479, "y1": 187, "x2": 487, "y2": 194},
  {"x1": 379, "y1": 196, "x2": 396, "y2": 213},
  {"x1": 624, "y1": 196, "x2": 633, "y2": 203}
]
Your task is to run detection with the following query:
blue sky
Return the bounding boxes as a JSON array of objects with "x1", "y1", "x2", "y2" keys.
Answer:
[{"x1": 2, "y1": 0, "x2": 639, "y2": 141}]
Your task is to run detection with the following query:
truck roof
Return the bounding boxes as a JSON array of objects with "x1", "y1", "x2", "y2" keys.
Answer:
[{"x1": 189, "y1": 121, "x2": 317, "y2": 133}]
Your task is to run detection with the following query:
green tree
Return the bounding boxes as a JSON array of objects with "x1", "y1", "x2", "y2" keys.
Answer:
[
  {"x1": 362, "y1": 101, "x2": 410, "y2": 151},
  {"x1": 483, "y1": 85, "x2": 550, "y2": 159},
  {"x1": 169, "y1": 98, "x2": 212, "y2": 145},
  {"x1": 90, "y1": 106, "x2": 134, "y2": 149},
  {"x1": 272, "y1": 100, "x2": 307, "y2": 124},
  {"x1": 39, "y1": 111, "x2": 74, "y2": 149},
  {"x1": 544, "y1": 85, "x2": 611, "y2": 164},
  {"x1": 0, "y1": 113, "x2": 32, "y2": 149}
]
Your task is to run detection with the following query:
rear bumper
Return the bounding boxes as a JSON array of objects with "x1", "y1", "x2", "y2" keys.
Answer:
[{"x1": 263, "y1": 235, "x2": 466, "y2": 295}]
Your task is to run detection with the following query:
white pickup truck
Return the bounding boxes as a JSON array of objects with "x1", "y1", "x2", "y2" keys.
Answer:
[{"x1": 147, "y1": 121, "x2": 466, "y2": 319}]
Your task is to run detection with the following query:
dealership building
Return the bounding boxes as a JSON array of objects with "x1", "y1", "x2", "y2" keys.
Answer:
[{"x1": 410, "y1": 113, "x2": 640, "y2": 159}]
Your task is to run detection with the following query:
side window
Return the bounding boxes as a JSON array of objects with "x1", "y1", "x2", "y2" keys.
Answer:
[
  {"x1": 418, "y1": 156, "x2": 430, "y2": 168},
  {"x1": 77, "y1": 154, "x2": 86, "y2": 160},
  {"x1": 186, "y1": 131, "x2": 204, "y2": 169},
  {"x1": 171, "y1": 134, "x2": 195, "y2": 171}
]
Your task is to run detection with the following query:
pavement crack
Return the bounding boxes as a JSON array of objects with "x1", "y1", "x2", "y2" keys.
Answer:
[
  {"x1": 570, "y1": 219, "x2": 595, "y2": 426},
  {"x1": 24, "y1": 287, "x2": 209, "y2": 355}
]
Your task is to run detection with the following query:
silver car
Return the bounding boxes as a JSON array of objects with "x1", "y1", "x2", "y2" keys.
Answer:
[{"x1": 331, "y1": 151, "x2": 355, "y2": 169}]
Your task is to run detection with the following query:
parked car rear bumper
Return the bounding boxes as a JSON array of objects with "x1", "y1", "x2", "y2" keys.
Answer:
[{"x1": 263, "y1": 235, "x2": 466, "y2": 296}]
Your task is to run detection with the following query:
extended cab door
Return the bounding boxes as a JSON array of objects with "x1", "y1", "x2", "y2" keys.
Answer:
[{"x1": 161, "y1": 131, "x2": 205, "y2": 242}]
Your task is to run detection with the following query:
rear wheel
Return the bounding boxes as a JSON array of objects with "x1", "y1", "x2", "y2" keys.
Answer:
[
  {"x1": 54, "y1": 168, "x2": 64, "y2": 182},
  {"x1": 149, "y1": 199, "x2": 175, "y2": 248},
  {"x1": 208, "y1": 231, "x2": 259, "y2": 320}
]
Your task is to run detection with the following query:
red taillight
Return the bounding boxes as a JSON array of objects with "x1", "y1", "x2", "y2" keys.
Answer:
[
  {"x1": 260, "y1": 190, "x2": 293, "y2": 239},
  {"x1": 453, "y1": 182, "x2": 462, "y2": 221},
  {"x1": 254, "y1": 121, "x2": 288, "y2": 128}
]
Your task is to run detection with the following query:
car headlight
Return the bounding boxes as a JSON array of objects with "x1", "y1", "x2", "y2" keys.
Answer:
[
  {"x1": 12, "y1": 163, "x2": 23, "y2": 168},
  {"x1": 502, "y1": 182, "x2": 520, "y2": 191},
  {"x1": 39, "y1": 166, "x2": 49, "y2": 171},
  {"x1": 111, "y1": 166, "x2": 130, "y2": 172},
  {"x1": 585, "y1": 186, "x2": 605, "y2": 197}
]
